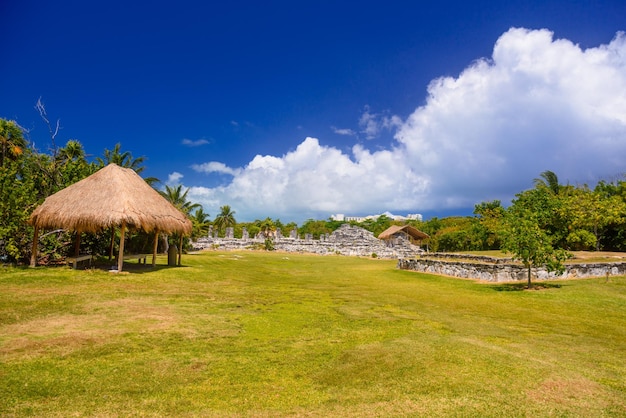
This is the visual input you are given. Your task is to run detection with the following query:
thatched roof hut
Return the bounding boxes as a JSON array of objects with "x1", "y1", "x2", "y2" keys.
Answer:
[
  {"x1": 29, "y1": 163, "x2": 192, "y2": 271},
  {"x1": 378, "y1": 225, "x2": 429, "y2": 245}
]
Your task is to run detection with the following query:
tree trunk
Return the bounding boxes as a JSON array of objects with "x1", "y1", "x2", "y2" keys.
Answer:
[{"x1": 527, "y1": 264, "x2": 532, "y2": 288}]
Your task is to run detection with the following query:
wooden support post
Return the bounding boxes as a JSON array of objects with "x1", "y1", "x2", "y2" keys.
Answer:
[
  {"x1": 74, "y1": 232, "x2": 81, "y2": 257},
  {"x1": 178, "y1": 235, "x2": 183, "y2": 266},
  {"x1": 152, "y1": 231, "x2": 159, "y2": 267},
  {"x1": 30, "y1": 225, "x2": 40, "y2": 267},
  {"x1": 117, "y1": 223, "x2": 126, "y2": 272},
  {"x1": 109, "y1": 228, "x2": 115, "y2": 261}
]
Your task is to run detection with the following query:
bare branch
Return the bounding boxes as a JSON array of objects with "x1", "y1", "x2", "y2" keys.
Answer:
[{"x1": 34, "y1": 97, "x2": 61, "y2": 151}]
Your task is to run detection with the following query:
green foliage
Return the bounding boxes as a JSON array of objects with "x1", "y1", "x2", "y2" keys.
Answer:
[
  {"x1": 500, "y1": 204, "x2": 571, "y2": 287},
  {"x1": 0, "y1": 116, "x2": 174, "y2": 264},
  {"x1": 214, "y1": 205, "x2": 237, "y2": 236},
  {"x1": 0, "y1": 159, "x2": 36, "y2": 262},
  {"x1": 298, "y1": 219, "x2": 341, "y2": 239},
  {"x1": 559, "y1": 186, "x2": 626, "y2": 251},
  {"x1": 418, "y1": 216, "x2": 494, "y2": 252},
  {"x1": 0, "y1": 119, "x2": 27, "y2": 167},
  {"x1": 357, "y1": 214, "x2": 393, "y2": 237},
  {"x1": 191, "y1": 207, "x2": 211, "y2": 239}
]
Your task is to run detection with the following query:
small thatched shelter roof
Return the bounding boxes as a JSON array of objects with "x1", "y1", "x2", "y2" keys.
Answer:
[
  {"x1": 30, "y1": 163, "x2": 192, "y2": 235},
  {"x1": 378, "y1": 225, "x2": 429, "y2": 241},
  {"x1": 29, "y1": 164, "x2": 193, "y2": 271}
]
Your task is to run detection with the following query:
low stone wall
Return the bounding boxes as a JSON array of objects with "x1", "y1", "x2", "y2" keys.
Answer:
[
  {"x1": 397, "y1": 258, "x2": 626, "y2": 282},
  {"x1": 192, "y1": 224, "x2": 423, "y2": 259}
]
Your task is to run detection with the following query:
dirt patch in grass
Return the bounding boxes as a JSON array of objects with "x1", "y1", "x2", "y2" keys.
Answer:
[
  {"x1": 571, "y1": 251, "x2": 626, "y2": 260},
  {"x1": 0, "y1": 298, "x2": 179, "y2": 359},
  {"x1": 527, "y1": 377, "x2": 606, "y2": 410}
]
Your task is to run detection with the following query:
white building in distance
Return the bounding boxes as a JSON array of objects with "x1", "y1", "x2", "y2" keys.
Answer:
[{"x1": 331, "y1": 212, "x2": 422, "y2": 222}]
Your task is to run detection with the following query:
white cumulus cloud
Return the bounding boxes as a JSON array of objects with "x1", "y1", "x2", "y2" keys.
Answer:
[
  {"x1": 191, "y1": 161, "x2": 240, "y2": 176},
  {"x1": 182, "y1": 138, "x2": 210, "y2": 147},
  {"x1": 186, "y1": 28, "x2": 626, "y2": 222}
]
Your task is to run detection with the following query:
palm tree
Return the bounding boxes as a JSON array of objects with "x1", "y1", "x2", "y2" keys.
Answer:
[
  {"x1": 259, "y1": 217, "x2": 276, "y2": 237},
  {"x1": 96, "y1": 143, "x2": 145, "y2": 172},
  {"x1": 161, "y1": 185, "x2": 200, "y2": 215},
  {"x1": 160, "y1": 184, "x2": 201, "y2": 265},
  {"x1": 533, "y1": 170, "x2": 561, "y2": 194},
  {"x1": 191, "y1": 207, "x2": 211, "y2": 239},
  {"x1": 96, "y1": 143, "x2": 158, "y2": 184},
  {"x1": 214, "y1": 205, "x2": 236, "y2": 236}
]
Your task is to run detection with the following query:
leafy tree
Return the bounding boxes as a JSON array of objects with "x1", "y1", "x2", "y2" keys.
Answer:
[
  {"x1": 298, "y1": 219, "x2": 342, "y2": 239},
  {"x1": 474, "y1": 200, "x2": 505, "y2": 249},
  {"x1": 0, "y1": 119, "x2": 27, "y2": 167},
  {"x1": 358, "y1": 215, "x2": 393, "y2": 237},
  {"x1": 0, "y1": 148, "x2": 36, "y2": 261},
  {"x1": 214, "y1": 205, "x2": 237, "y2": 236},
  {"x1": 500, "y1": 202, "x2": 570, "y2": 288},
  {"x1": 283, "y1": 221, "x2": 298, "y2": 235},
  {"x1": 512, "y1": 185, "x2": 569, "y2": 249},
  {"x1": 594, "y1": 178, "x2": 626, "y2": 250},
  {"x1": 559, "y1": 186, "x2": 626, "y2": 251}
]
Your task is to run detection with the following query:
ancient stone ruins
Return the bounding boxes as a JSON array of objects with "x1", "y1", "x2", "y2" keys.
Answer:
[
  {"x1": 397, "y1": 253, "x2": 626, "y2": 282},
  {"x1": 193, "y1": 224, "x2": 423, "y2": 259},
  {"x1": 193, "y1": 225, "x2": 625, "y2": 282}
]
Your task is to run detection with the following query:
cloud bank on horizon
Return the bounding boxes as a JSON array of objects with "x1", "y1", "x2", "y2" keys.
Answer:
[{"x1": 173, "y1": 28, "x2": 626, "y2": 222}]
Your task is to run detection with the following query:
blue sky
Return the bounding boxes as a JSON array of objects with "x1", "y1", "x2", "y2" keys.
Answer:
[{"x1": 2, "y1": 1, "x2": 625, "y2": 223}]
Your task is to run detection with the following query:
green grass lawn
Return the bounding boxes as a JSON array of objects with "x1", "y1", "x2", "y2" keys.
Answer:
[{"x1": 1, "y1": 251, "x2": 625, "y2": 417}]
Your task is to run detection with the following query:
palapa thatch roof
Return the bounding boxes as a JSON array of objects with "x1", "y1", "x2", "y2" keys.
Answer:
[
  {"x1": 29, "y1": 163, "x2": 192, "y2": 235},
  {"x1": 378, "y1": 225, "x2": 429, "y2": 241}
]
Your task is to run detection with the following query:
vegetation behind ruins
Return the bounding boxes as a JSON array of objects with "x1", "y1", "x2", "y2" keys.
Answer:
[{"x1": 3, "y1": 114, "x2": 626, "y2": 266}]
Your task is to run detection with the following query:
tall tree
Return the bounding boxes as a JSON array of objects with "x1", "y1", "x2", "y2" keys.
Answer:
[
  {"x1": 533, "y1": 170, "x2": 561, "y2": 195},
  {"x1": 56, "y1": 140, "x2": 95, "y2": 186},
  {"x1": 96, "y1": 143, "x2": 158, "y2": 185},
  {"x1": 191, "y1": 207, "x2": 211, "y2": 239},
  {"x1": 96, "y1": 143, "x2": 146, "y2": 172},
  {"x1": 0, "y1": 120, "x2": 35, "y2": 262},
  {"x1": 214, "y1": 205, "x2": 237, "y2": 235},
  {"x1": 161, "y1": 185, "x2": 200, "y2": 215}
]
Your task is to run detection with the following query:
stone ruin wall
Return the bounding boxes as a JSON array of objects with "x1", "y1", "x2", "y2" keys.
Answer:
[
  {"x1": 192, "y1": 224, "x2": 423, "y2": 259},
  {"x1": 397, "y1": 255, "x2": 626, "y2": 282}
]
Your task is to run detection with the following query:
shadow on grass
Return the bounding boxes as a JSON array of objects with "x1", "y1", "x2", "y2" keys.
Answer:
[
  {"x1": 490, "y1": 282, "x2": 563, "y2": 292},
  {"x1": 62, "y1": 260, "x2": 185, "y2": 275}
]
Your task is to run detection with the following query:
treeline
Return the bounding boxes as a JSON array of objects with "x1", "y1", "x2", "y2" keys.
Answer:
[
  {"x1": 420, "y1": 171, "x2": 626, "y2": 253},
  {"x1": 3, "y1": 113, "x2": 626, "y2": 266},
  {"x1": 0, "y1": 117, "x2": 176, "y2": 264}
]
